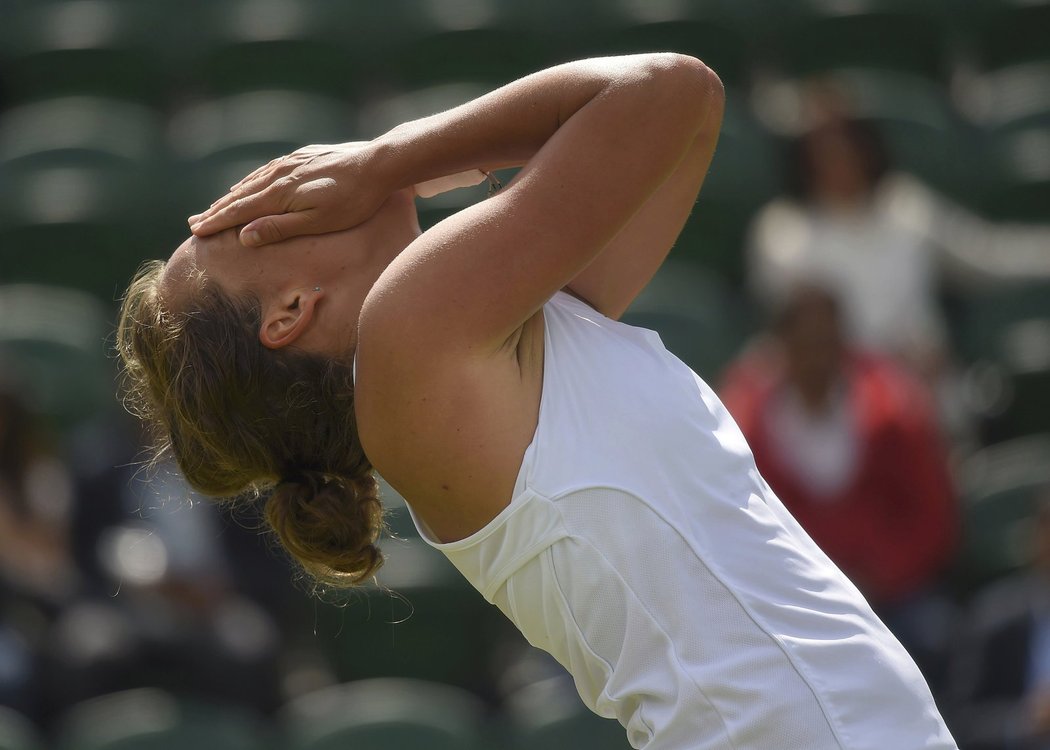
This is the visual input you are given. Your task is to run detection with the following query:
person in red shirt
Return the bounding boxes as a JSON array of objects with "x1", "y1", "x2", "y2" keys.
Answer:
[{"x1": 721, "y1": 284, "x2": 958, "y2": 692}]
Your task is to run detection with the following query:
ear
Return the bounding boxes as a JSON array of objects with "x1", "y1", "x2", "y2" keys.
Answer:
[{"x1": 259, "y1": 287, "x2": 324, "y2": 350}]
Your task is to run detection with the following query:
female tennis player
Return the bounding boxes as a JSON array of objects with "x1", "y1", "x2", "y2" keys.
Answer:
[{"x1": 118, "y1": 54, "x2": 957, "y2": 748}]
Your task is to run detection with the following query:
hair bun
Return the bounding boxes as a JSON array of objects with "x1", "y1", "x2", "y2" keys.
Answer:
[{"x1": 266, "y1": 469, "x2": 383, "y2": 587}]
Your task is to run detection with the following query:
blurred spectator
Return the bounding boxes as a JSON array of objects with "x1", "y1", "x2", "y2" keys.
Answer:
[
  {"x1": 747, "y1": 91, "x2": 1050, "y2": 440},
  {"x1": 0, "y1": 379, "x2": 77, "y2": 720},
  {"x1": 720, "y1": 284, "x2": 958, "y2": 690},
  {"x1": 949, "y1": 487, "x2": 1050, "y2": 750},
  {"x1": 45, "y1": 455, "x2": 290, "y2": 719}
]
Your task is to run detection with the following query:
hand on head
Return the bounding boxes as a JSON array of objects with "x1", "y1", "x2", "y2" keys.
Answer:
[{"x1": 188, "y1": 142, "x2": 393, "y2": 247}]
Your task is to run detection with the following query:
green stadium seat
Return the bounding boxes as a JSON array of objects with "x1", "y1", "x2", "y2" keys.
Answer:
[
  {"x1": 55, "y1": 688, "x2": 268, "y2": 750},
  {"x1": 0, "y1": 96, "x2": 163, "y2": 169},
  {"x1": 955, "y1": 434, "x2": 1050, "y2": 590},
  {"x1": 343, "y1": 0, "x2": 554, "y2": 90},
  {"x1": 179, "y1": 0, "x2": 354, "y2": 99},
  {"x1": 579, "y1": 0, "x2": 752, "y2": 88},
  {"x1": 622, "y1": 259, "x2": 755, "y2": 383},
  {"x1": 1, "y1": 0, "x2": 173, "y2": 105},
  {"x1": 953, "y1": 283, "x2": 1050, "y2": 364},
  {"x1": 505, "y1": 677, "x2": 633, "y2": 750},
  {"x1": 0, "y1": 97, "x2": 166, "y2": 293},
  {"x1": 169, "y1": 91, "x2": 352, "y2": 164},
  {"x1": 357, "y1": 82, "x2": 490, "y2": 142},
  {"x1": 968, "y1": 0, "x2": 1050, "y2": 71},
  {"x1": 762, "y1": 0, "x2": 951, "y2": 80},
  {"x1": 280, "y1": 678, "x2": 488, "y2": 750},
  {"x1": 979, "y1": 126, "x2": 1050, "y2": 223},
  {"x1": 964, "y1": 62, "x2": 1050, "y2": 133},
  {"x1": 952, "y1": 282, "x2": 1050, "y2": 442},
  {"x1": 0, "y1": 706, "x2": 43, "y2": 750},
  {"x1": 0, "y1": 284, "x2": 115, "y2": 430},
  {"x1": 0, "y1": 163, "x2": 157, "y2": 304}
]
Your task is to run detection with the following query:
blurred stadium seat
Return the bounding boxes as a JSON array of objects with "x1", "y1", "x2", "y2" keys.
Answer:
[
  {"x1": 0, "y1": 706, "x2": 43, "y2": 750},
  {"x1": 579, "y1": 0, "x2": 751, "y2": 87},
  {"x1": 0, "y1": 96, "x2": 163, "y2": 168},
  {"x1": 504, "y1": 676, "x2": 633, "y2": 750},
  {"x1": 168, "y1": 90, "x2": 353, "y2": 164},
  {"x1": 0, "y1": 284, "x2": 114, "y2": 430},
  {"x1": 0, "y1": 162, "x2": 156, "y2": 304},
  {"x1": 955, "y1": 433, "x2": 1050, "y2": 590},
  {"x1": 280, "y1": 677, "x2": 488, "y2": 750},
  {"x1": 0, "y1": 96, "x2": 165, "y2": 301},
  {"x1": 346, "y1": 0, "x2": 555, "y2": 90},
  {"x1": 967, "y1": 0, "x2": 1050, "y2": 71},
  {"x1": 953, "y1": 282, "x2": 1050, "y2": 442},
  {"x1": 178, "y1": 0, "x2": 355, "y2": 99},
  {"x1": 763, "y1": 0, "x2": 951, "y2": 80},
  {"x1": 980, "y1": 125, "x2": 1050, "y2": 223},
  {"x1": 54, "y1": 688, "x2": 268, "y2": 750},
  {"x1": 0, "y1": 0, "x2": 173, "y2": 106},
  {"x1": 963, "y1": 62, "x2": 1050, "y2": 133},
  {"x1": 0, "y1": 163, "x2": 157, "y2": 291}
]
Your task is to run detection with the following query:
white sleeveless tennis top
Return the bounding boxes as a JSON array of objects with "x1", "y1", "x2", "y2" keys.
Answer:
[{"x1": 408, "y1": 291, "x2": 957, "y2": 749}]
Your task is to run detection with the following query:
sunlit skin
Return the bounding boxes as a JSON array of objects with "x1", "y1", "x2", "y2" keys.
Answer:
[
  {"x1": 170, "y1": 55, "x2": 725, "y2": 543},
  {"x1": 161, "y1": 189, "x2": 421, "y2": 358}
]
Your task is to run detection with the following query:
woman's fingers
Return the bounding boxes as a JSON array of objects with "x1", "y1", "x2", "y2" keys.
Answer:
[
  {"x1": 240, "y1": 209, "x2": 319, "y2": 246},
  {"x1": 230, "y1": 157, "x2": 280, "y2": 191},
  {"x1": 188, "y1": 187, "x2": 254, "y2": 226},
  {"x1": 190, "y1": 188, "x2": 282, "y2": 237},
  {"x1": 187, "y1": 158, "x2": 301, "y2": 226}
]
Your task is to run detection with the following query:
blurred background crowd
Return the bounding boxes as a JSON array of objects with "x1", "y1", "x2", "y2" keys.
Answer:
[{"x1": 0, "y1": 0, "x2": 1049, "y2": 748}]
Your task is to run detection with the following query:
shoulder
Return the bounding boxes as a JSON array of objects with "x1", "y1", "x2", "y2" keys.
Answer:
[{"x1": 352, "y1": 306, "x2": 546, "y2": 540}]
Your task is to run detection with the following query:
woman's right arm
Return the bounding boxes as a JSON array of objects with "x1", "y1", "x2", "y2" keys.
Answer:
[
  {"x1": 370, "y1": 54, "x2": 721, "y2": 354},
  {"x1": 192, "y1": 54, "x2": 722, "y2": 354}
]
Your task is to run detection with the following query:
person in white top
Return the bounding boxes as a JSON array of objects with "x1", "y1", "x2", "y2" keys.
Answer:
[
  {"x1": 117, "y1": 54, "x2": 957, "y2": 748},
  {"x1": 748, "y1": 106, "x2": 1050, "y2": 375}
]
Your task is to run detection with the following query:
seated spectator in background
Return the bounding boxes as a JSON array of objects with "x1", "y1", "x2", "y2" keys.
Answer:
[
  {"x1": 949, "y1": 488, "x2": 1050, "y2": 750},
  {"x1": 46, "y1": 459, "x2": 287, "y2": 719},
  {"x1": 720, "y1": 285, "x2": 958, "y2": 692},
  {"x1": 0, "y1": 379, "x2": 77, "y2": 721},
  {"x1": 747, "y1": 90, "x2": 1050, "y2": 440}
]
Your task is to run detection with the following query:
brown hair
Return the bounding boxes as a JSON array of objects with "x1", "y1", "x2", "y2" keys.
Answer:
[{"x1": 115, "y1": 260, "x2": 383, "y2": 589}]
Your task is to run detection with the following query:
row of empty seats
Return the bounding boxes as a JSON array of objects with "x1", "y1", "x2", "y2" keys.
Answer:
[
  {"x1": 0, "y1": 678, "x2": 633, "y2": 750},
  {"x1": 2, "y1": 0, "x2": 1049, "y2": 106},
  {"x1": 1, "y1": 75, "x2": 1047, "y2": 303}
]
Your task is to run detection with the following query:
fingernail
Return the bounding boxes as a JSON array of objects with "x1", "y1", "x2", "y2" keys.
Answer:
[
  {"x1": 242, "y1": 230, "x2": 261, "y2": 246},
  {"x1": 188, "y1": 214, "x2": 200, "y2": 224},
  {"x1": 190, "y1": 222, "x2": 202, "y2": 234}
]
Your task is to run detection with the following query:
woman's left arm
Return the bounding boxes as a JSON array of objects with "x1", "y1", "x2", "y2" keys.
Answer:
[{"x1": 565, "y1": 92, "x2": 723, "y2": 319}]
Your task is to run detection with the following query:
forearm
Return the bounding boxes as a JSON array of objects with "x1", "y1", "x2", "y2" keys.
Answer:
[{"x1": 369, "y1": 54, "x2": 719, "y2": 194}]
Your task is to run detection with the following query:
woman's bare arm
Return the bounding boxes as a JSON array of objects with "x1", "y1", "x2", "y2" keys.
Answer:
[
  {"x1": 190, "y1": 54, "x2": 723, "y2": 350},
  {"x1": 363, "y1": 54, "x2": 722, "y2": 354}
]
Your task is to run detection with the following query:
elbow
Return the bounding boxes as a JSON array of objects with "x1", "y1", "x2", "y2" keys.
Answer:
[
  {"x1": 649, "y1": 53, "x2": 725, "y2": 123},
  {"x1": 674, "y1": 53, "x2": 724, "y2": 96}
]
